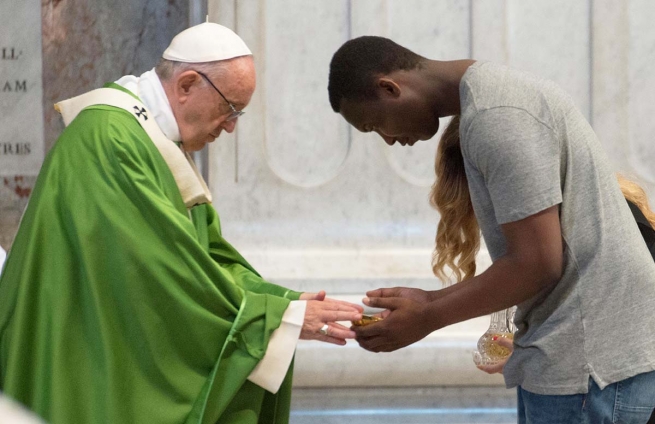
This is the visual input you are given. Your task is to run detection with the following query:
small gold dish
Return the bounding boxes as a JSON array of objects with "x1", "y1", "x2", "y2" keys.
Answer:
[{"x1": 352, "y1": 314, "x2": 383, "y2": 327}]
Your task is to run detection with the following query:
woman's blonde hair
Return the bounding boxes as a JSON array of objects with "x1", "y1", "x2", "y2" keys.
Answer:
[
  {"x1": 429, "y1": 118, "x2": 655, "y2": 285},
  {"x1": 617, "y1": 175, "x2": 655, "y2": 228},
  {"x1": 430, "y1": 116, "x2": 480, "y2": 284}
]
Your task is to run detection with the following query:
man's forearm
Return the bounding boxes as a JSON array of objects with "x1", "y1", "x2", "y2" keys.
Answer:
[
  {"x1": 423, "y1": 254, "x2": 560, "y2": 332},
  {"x1": 426, "y1": 277, "x2": 475, "y2": 302}
]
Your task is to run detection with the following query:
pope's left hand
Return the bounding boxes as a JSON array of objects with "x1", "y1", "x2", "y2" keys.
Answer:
[
  {"x1": 299, "y1": 291, "x2": 365, "y2": 312},
  {"x1": 354, "y1": 295, "x2": 434, "y2": 352},
  {"x1": 299, "y1": 291, "x2": 327, "y2": 301}
]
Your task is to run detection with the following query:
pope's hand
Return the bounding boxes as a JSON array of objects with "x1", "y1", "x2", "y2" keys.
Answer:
[
  {"x1": 353, "y1": 292, "x2": 433, "y2": 352},
  {"x1": 299, "y1": 291, "x2": 327, "y2": 301},
  {"x1": 301, "y1": 300, "x2": 362, "y2": 346},
  {"x1": 300, "y1": 291, "x2": 365, "y2": 311},
  {"x1": 476, "y1": 337, "x2": 514, "y2": 374}
]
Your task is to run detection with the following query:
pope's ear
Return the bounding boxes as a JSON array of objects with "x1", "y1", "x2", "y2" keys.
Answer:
[
  {"x1": 175, "y1": 71, "x2": 200, "y2": 103},
  {"x1": 377, "y1": 77, "x2": 401, "y2": 98}
]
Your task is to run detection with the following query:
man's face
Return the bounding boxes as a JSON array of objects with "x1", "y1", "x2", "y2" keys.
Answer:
[
  {"x1": 339, "y1": 89, "x2": 440, "y2": 147},
  {"x1": 175, "y1": 57, "x2": 256, "y2": 152}
]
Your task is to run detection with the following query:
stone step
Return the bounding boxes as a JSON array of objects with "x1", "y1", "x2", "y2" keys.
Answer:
[{"x1": 290, "y1": 386, "x2": 517, "y2": 424}]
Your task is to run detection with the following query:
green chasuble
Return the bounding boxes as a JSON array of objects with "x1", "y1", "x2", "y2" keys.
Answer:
[{"x1": 0, "y1": 85, "x2": 301, "y2": 424}]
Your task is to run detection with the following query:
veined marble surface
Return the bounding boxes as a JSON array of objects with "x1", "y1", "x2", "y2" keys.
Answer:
[
  {"x1": 42, "y1": 0, "x2": 189, "y2": 151},
  {"x1": 0, "y1": 0, "x2": 189, "y2": 249}
]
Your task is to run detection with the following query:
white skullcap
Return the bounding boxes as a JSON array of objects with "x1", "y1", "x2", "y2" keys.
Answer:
[{"x1": 162, "y1": 22, "x2": 252, "y2": 63}]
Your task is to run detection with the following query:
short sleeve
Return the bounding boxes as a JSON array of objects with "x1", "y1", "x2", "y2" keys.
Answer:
[{"x1": 462, "y1": 107, "x2": 562, "y2": 224}]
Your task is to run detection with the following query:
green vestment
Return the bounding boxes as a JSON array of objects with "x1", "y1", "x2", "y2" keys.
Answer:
[{"x1": 0, "y1": 85, "x2": 300, "y2": 423}]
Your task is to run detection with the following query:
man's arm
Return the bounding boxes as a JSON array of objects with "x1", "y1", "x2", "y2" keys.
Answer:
[{"x1": 355, "y1": 205, "x2": 563, "y2": 352}]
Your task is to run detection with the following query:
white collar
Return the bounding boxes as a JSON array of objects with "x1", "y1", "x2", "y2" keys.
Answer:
[{"x1": 114, "y1": 69, "x2": 182, "y2": 142}]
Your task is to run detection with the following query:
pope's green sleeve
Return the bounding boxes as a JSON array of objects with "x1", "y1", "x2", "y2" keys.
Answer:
[
  {"x1": 0, "y1": 106, "x2": 294, "y2": 424},
  {"x1": 193, "y1": 205, "x2": 302, "y2": 300}
]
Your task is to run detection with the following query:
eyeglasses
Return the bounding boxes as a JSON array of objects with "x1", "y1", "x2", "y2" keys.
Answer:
[{"x1": 195, "y1": 70, "x2": 245, "y2": 121}]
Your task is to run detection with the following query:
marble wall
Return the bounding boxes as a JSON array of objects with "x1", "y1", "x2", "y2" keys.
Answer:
[
  {"x1": 0, "y1": 0, "x2": 43, "y2": 250},
  {"x1": 206, "y1": 0, "x2": 655, "y2": 291},
  {"x1": 2, "y1": 0, "x2": 653, "y2": 387},
  {"x1": 207, "y1": 0, "x2": 655, "y2": 387},
  {"x1": 0, "y1": 0, "x2": 189, "y2": 249}
]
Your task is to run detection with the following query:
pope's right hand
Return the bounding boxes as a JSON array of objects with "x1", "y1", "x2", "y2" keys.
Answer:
[{"x1": 301, "y1": 300, "x2": 362, "y2": 346}]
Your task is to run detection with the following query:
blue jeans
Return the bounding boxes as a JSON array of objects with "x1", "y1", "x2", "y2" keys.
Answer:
[{"x1": 517, "y1": 370, "x2": 655, "y2": 424}]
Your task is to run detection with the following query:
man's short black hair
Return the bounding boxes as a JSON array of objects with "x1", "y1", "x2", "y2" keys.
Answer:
[{"x1": 328, "y1": 36, "x2": 424, "y2": 112}]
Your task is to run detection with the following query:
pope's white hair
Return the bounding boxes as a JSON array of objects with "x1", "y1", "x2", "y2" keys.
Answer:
[{"x1": 155, "y1": 58, "x2": 231, "y2": 82}]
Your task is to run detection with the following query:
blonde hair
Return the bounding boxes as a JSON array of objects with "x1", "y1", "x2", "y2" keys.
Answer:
[
  {"x1": 430, "y1": 116, "x2": 480, "y2": 284},
  {"x1": 429, "y1": 119, "x2": 655, "y2": 285},
  {"x1": 618, "y1": 175, "x2": 655, "y2": 228}
]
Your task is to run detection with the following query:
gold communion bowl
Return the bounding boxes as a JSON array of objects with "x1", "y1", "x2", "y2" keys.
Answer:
[{"x1": 351, "y1": 314, "x2": 383, "y2": 327}]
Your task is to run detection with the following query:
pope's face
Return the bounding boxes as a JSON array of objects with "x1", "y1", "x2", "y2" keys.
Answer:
[{"x1": 175, "y1": 57, "x2": 256, "y2": 152}]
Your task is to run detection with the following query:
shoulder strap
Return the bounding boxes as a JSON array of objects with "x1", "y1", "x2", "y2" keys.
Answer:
[{"x1": 55, "y1": 88, "x2": 212, "y2": 208}]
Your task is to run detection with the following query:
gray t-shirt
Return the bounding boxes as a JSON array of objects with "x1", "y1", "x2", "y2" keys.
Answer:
[{"x1": 459, "y1": 61, "x2": 655, "y2": 395}]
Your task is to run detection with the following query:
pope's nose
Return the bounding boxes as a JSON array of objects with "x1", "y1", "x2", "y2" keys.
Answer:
[{"x1": 221, "y1": 119, "x2": 237, "y2": 134}]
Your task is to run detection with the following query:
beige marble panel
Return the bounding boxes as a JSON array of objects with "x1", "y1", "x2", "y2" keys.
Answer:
[
  {"x1": 471, "y1": 0, "x2": 508, "y2": 62},
  {"x1": 505, "y1": 0, "x2": 591, "y2": 117},
  {"x1": 592, "y1": 0, "x2": 655, "y2": 197},
  {"x1": 262, "y1": 0, "x2": 351, "y2": 188},
  {"x1": 625, "y1": 0, "x2": 655, "y2": 195},
  {"x1": 208, "y1": 1, "x2": 440, "y2": 254},
  {"x1": 591, "y1": 1, "x2": 630, "y2": 171}
]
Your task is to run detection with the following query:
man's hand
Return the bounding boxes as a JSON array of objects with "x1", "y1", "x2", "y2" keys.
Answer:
[
  {"x1": 300, "y1": 300, "x2": 362, "y2": 346},
  {"x1": 363, "y1": 287, "x2": 433, "y2": 320},
  {"x1": 353, "y1": 295, "x2": 434, "y2": 352},
  {"x1": 367, "y1": 287, "x2": 433, "y2": 304}
]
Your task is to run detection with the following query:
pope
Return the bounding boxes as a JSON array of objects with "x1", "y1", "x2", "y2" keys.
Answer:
[{"x1": 0, "y1": 23, "x2": 362, "y2": 424}]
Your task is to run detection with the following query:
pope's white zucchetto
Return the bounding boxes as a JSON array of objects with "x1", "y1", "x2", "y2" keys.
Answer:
[{"x1": 162, "y1": 22, "x2": 252, "y2": 63}]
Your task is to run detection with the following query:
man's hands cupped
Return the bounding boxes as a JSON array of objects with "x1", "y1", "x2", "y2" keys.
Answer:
[{"x1": 354, "y1": 287, "x2": 436, "y2": 353}]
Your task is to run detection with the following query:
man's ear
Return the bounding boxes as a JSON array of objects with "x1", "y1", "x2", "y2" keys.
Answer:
[
  {"x1": 377, "y1": 77, "x2": 401, "y2": 98},
  {"x1": 175, "y1": 71, "x2": 200, "y2": 104}
]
